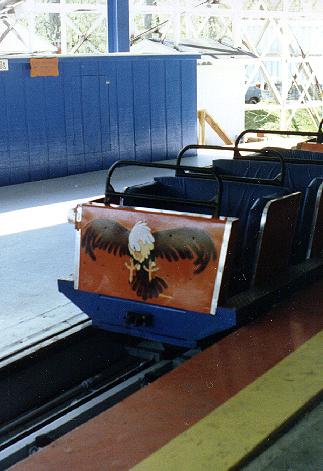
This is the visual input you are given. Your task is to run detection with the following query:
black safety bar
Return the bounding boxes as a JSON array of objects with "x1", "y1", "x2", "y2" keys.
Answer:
[
  {"x1": 176, "y1": 144, "x2": 285, "y2": 186},
  {"x1": 105, "y1": 160, "x2": 223, "y2": 218},
  {"x1": 317, "y1": 119, "x2": 323, "y2": 143},
  {"x1": 235, "y1": 145, "x2": 323, "y2": 167},
  {"x1": 234, "y1": 128, "x2": 322, "y2": 149}
]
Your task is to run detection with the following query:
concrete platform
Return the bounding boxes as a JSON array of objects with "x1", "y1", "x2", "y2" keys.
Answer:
[{"x1": 0, "y1": 154, "x2": 217, "y2": 365}]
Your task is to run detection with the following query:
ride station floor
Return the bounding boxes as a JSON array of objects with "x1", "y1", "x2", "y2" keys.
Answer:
[{"x1": 10, "y1": 275, "x2": 323, "y2": 471}]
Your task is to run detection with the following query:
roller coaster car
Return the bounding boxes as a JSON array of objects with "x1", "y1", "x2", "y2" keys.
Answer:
[{"x1": 59, "y1": 151, "x2": 323, "y2": 348}]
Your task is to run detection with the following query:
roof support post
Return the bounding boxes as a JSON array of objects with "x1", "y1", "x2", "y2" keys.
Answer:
[{"x1": 108, "y1": 0, "x2": 130, "y2": 52}]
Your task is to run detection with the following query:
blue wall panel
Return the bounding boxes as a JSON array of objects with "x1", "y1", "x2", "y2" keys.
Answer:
[
  {"x1": 25, "y1": 77, "x2": 49, "y2": 182},
  {"x1": 133, "y1": 61, "x2": 151, "y2": 162},
  {"x1": 0, "y1": 76, "x2": 10, "y2": 185},
  {"x1": 0, "y1": 54, "x2": 198, "y2": 187},
  {"x1": 44, "y1": 76, "x2": 68, "y2": 178},
  {"x1": 181, "y1": 60, "x2": 198, "y2": 150},
  {"x1": 98, "y1": 61, "x2": 119, "y2": 167},
  {"x1": 149, "y1": 60, "x2": 167, "y2": 162},
  {"x1": 116, "y1": 61, "x2": 135, "y2": 162},
  {"x1": 6, "y1": 63, "x2": 30, "y2": 185},
  {"x1": 63, "y1": 61, "x2": 84, "y2": 175},
  {"x1": 165, "y1": 60, "x2": 182, "y2": 159}
]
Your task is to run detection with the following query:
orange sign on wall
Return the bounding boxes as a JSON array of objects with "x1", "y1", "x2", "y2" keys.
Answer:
[
  {"x1": 76, "y1": 204, "x2": 234, "y2": 314},
  {"x1": 30, "y1": 57, "x2": 59, "y2": 77}
]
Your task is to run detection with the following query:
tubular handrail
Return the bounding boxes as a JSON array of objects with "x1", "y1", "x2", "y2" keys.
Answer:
[
  {"x1": 234, "y1": 128, "x2": 322, "y2": 149},
  {"x1": 176, "y1": 144, "x2": 285, "y2": 186},
  {"x1": 236, "y1": 145, "x2": 323, "y2": 166},
  {"x1": 232, "y1": 145, "x2": 323, "y2": 179},
  {"x1": 104, "y1": 160, "x2": 223, "y2": 218}
]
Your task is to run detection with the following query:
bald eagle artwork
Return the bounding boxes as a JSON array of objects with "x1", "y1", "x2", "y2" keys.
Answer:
[{"x1": 81, "y1": 219, "x2": 217, "y2": 301}]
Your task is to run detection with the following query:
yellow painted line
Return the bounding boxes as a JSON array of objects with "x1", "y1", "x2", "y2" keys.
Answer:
[{"x1": 132, "y1": 330, "x2": 323, "y2": 471}]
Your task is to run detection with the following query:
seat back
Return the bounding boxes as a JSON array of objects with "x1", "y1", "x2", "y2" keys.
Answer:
[
  {"x1": 213, "y1": 157, "x2": 323, "y2": 261},
  {"x1": 280, "y1": 148, "x2": 323, "y2": 160},
  {"x1": 213, "y1": 159, "x2": 280, "y2": 181}
]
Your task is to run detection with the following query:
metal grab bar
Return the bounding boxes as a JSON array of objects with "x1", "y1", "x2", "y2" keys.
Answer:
[
  {"x1": 176, "y1": 144, "x2": 285, "y2": 186},
  {"x1": 234, "y1": 128, "x2": 322, "y2": 148},
  {"x1": 236, "y1": 145, "x2": 323, "y2": 167},
  {"x1": 318, "y1": 119, "x2": 323, "y2": 143},
  {"x1": 104, "y1": 160, "x2": 223, "y2": 218}
]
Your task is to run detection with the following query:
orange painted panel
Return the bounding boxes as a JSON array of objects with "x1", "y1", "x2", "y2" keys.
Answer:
[
  {"x1": 77, "y1": 204, "x2": 232, "y2": 314},
  {"x1": 297, "y1": 142, "x2": 323, "y2": 153},
  {"x1": 30, "y1": 57, "x2": 59, "y2": 77}
]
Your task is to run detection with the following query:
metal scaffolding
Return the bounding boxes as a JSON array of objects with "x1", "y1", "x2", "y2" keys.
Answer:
[
  {"x1": 0, "y1": 0, "x2": 108, "y2": 54},
  {"x1": 131, "y1": 0, "x2": 323, "y2": 129}
]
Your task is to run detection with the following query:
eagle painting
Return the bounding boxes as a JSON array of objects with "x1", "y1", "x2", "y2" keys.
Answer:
[{"x1": 81, "y1": 219, "x2": 217, "y2": 301}]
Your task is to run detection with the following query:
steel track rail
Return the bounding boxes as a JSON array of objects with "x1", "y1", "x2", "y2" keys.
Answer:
[{"x1": 0, "y1": 357, "x2": 174, "y2": 470}]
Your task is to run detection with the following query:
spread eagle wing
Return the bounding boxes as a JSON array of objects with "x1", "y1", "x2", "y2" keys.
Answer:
[
  {"x1": 153, "y1": 228, "x2": 217, "y2": 274},
  {"x1": 81, "y1": 219, "x2": 129, "y2": 261}
]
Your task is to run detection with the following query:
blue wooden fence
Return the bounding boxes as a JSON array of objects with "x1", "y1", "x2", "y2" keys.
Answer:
[{"x1": 0, "y1": 54, "x2": 198, "y2": 186}]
